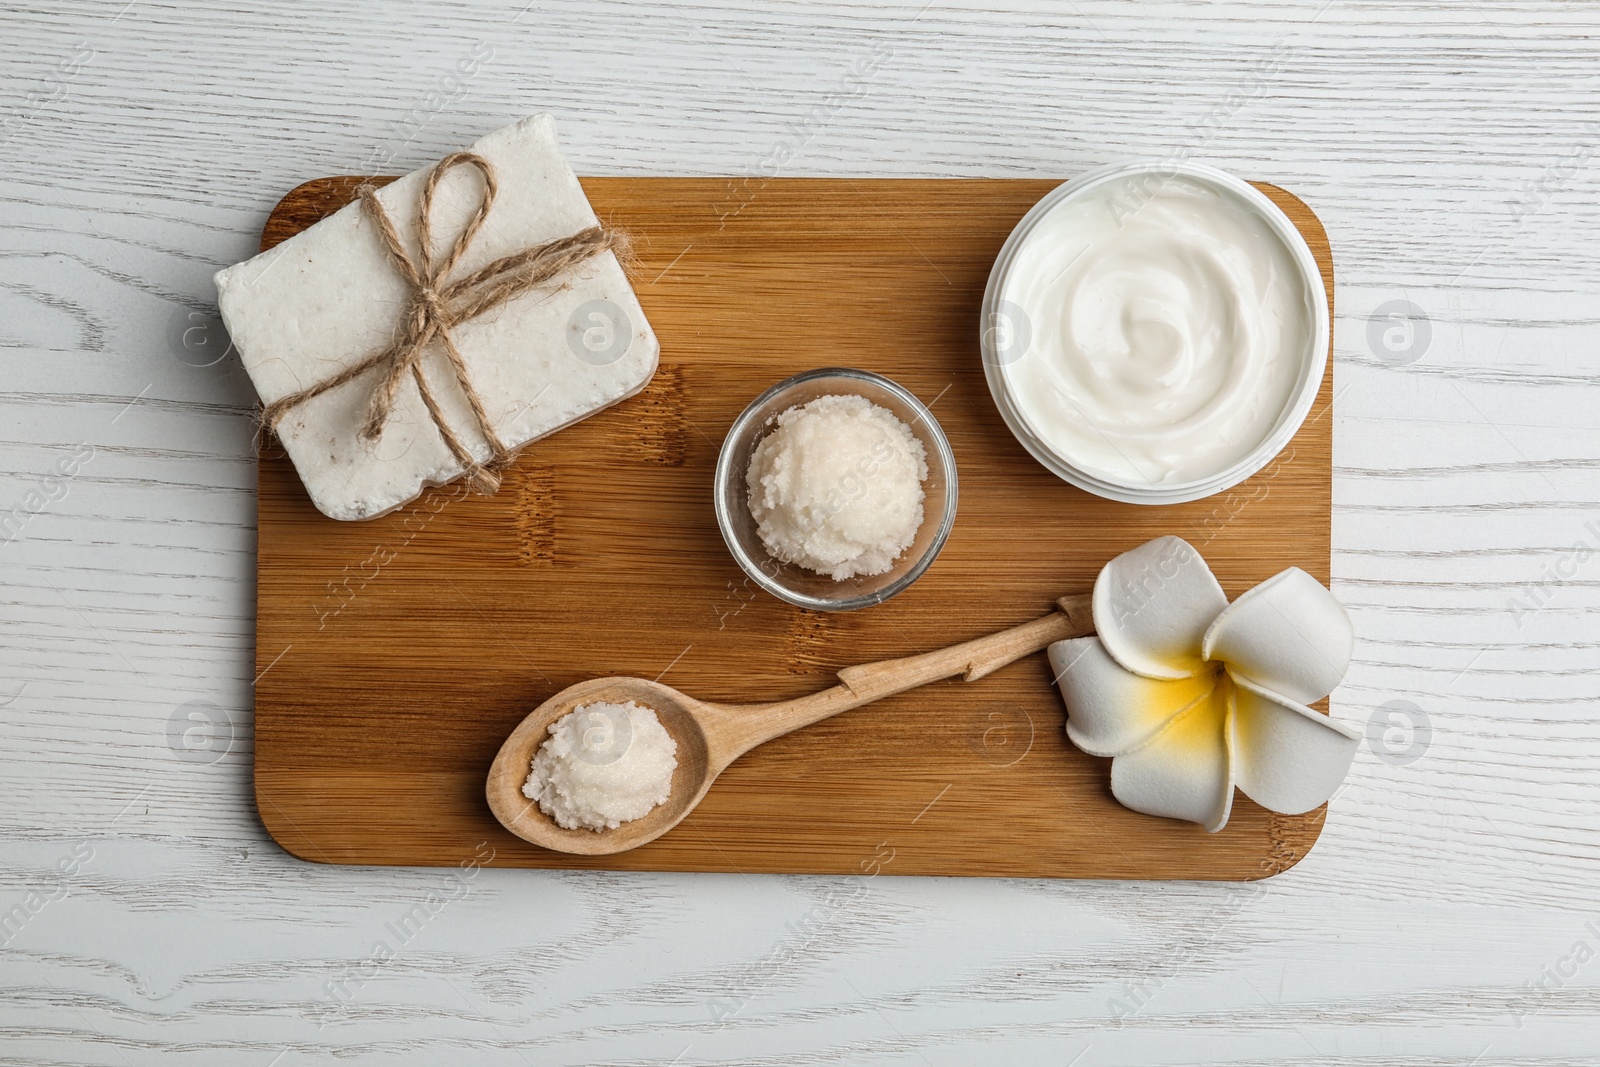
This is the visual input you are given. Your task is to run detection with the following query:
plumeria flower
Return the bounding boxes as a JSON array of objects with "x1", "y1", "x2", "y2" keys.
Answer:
[{"x1": 1048, "y1": 536, "x2": 1360, "y2": 832}]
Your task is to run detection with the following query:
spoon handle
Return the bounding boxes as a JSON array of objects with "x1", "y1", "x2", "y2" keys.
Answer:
[
  {"x1": 704, "y1": 593, "x2": 1093, "y2": 763},
  {"x1": 836, "y1": 593, "x2": 1093, "y2": 700}
]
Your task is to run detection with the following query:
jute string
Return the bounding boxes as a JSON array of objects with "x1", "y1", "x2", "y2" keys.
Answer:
[{"x1": 260, "y1": 151, "x2": 621, "y2": 494}]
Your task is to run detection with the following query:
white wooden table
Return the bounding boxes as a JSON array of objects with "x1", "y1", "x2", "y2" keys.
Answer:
[{"x1": 3, "y1": 2, "x2": 1596, "y2": 1063}]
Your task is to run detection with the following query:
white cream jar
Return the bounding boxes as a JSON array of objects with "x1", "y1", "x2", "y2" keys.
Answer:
[{"x1": 981, "y1": 161, "x2": 1328, "y2": 504}]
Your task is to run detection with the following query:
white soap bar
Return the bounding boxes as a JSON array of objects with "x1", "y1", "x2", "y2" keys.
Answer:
[{"x1": 215, "y1": 114, "x2": 659, "y2": 520}]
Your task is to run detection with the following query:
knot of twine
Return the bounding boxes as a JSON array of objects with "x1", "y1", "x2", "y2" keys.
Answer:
[{"x1": 260, "y1": 151, "x2": 622, "y2": 495}]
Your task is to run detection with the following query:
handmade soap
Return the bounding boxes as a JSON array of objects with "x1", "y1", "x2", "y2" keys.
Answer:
[{"x1": 215, "y1": 114, "x2": 658, "y2": 520}]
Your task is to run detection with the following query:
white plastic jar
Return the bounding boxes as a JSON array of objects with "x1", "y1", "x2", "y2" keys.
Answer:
[{"x1": 981, "y1": 161, "x2": 1328, "y2": 505}]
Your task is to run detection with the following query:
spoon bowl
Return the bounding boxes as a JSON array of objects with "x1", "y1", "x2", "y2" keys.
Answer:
[
  {"x1": 486, "y1": 676, "x2": 718, "y2": 856},
  {"x1": 487, "y1": 594, "x2": 1095, "y2": 856}
]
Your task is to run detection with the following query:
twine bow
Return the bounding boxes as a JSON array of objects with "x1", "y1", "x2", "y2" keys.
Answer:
[{"x1": 260, "y1": 151, "x2": 621, "y2": 494}]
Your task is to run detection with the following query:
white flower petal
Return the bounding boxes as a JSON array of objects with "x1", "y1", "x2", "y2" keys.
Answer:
[
  {"x1": 1093, "y1": 536, "x2": 1229, "y2": 680},
  {"x1": 1109, "y1": 693, "x2": 1234, "y2": 832},
  {"x1": 1229, "y1": 674, "x2": 1361, "y2": 815},
  {"x1": 1201, "y1": 567, "x2": 1353, "y2": 704},
  {"x1": 1049, "y1": 637, "x2": 1219, "y2": 757}
]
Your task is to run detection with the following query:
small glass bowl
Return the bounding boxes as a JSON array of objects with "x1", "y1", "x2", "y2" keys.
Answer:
[{"x1": 713, "y1": 368, "x2": 959, "y2": 612}]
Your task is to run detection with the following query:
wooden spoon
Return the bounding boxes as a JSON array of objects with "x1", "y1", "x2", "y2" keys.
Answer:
[{"x1": 486, "y1": 594, "x2": 1093, "y2": 855}]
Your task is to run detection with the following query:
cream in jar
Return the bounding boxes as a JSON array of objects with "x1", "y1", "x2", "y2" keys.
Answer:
[{"x1": 997, "y1": 170, "x2": 1318, "y2": 489}]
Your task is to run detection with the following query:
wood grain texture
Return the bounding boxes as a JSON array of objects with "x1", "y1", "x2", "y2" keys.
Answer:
[
  {"x1": 253, "y1": 175, "x2": 1336, "y2": 878},
  {"x1": 4, "y1": 2, "x2": 1600, "y2": 1063}
]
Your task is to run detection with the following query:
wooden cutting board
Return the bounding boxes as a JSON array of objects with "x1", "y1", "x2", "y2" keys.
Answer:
[{"x1": 254, "y1": 175, "x2": 1334, "y2": 879}]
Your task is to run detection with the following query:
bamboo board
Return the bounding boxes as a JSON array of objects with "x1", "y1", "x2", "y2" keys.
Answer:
[{"x1": 254, "y1": 176, "x2": 1334, "y2": 879}]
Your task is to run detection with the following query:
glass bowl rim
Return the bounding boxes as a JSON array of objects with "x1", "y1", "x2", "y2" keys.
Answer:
[{"x1": 712, "y1": 366, "x2": 960, "y2": 612}]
